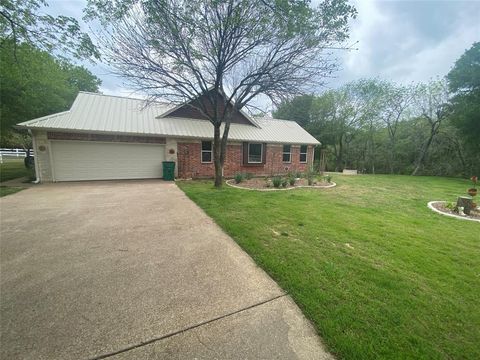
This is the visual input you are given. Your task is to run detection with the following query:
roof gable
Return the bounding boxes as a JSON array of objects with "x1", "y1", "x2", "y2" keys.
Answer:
[{"x1": 162, "y1": 90, "x2": 256, "y2": 126}]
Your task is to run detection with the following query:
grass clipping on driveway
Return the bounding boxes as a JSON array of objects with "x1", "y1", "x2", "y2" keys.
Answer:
[{"x1": 178, "y1": 175, "x2": 479, "y2": 359}]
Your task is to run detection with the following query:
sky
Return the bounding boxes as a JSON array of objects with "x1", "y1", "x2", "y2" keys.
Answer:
[{"x1": 47, "y1": 0, "x2": 480, "y2": 102}]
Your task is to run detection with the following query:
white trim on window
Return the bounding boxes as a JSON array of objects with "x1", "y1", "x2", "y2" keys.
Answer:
[
  {"x1": 300, "y1": 145, "x2": 308, "y2": 163},
  {"x1": 201, "y1": 140, "x2": 213, "y2": 163},
  {"x1": 282, "y1": 144, "x2": 291, "y2": 163},
  {"x1": 248, "y1": 143, "x2": 263, "y2": 163}
]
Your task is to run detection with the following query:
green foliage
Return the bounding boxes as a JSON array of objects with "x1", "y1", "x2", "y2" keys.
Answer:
[
  {"x1": 0, "y1": 0, "x2": 99, "y2": 60},
  {"x1": 245, "y1": 172, "x2": 253, "y2": 180},
  {"x1": 305, "y1": 168, "x2": 316, "y2": 185},
  {"x1": 447, "y1": 42, "x2": 480, "y2": 152},
  {"x1": 178, "y1": 175, "x2": 480, "y2": 360},
  {"x1": 234, "y1": 173, "x2": 244, "y2": 184},
  {"x1": 272, "y1": 176, "x2": 282, "y2": 188},
  {"x1": 448, "y1": 42, "x2": 480, "y2": 93},
  {"x1": 0, "y1": 41, "x2": 101, "y2": 146},
  {"x1": 289, "y1": 176, "x2": 296, "y2": 186},
  {"x1": 281, "y1": 178, "x2": 288, "y2": 188},
  {"x1": 324, "y1": 174, "x2": 332, "y2": 183},
  {"x1": 276, "y1": 76, "x2": 479, "y2": 177},
  {"x1": 273, "y1": 94, "x2": 315, "y2": 127}
]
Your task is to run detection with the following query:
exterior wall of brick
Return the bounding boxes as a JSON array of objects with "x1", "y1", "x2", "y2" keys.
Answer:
[{"x1": 177, "y1": 141, "x2": 314, "y2": 179}]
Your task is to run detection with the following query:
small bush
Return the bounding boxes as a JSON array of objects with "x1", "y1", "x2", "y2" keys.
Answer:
[
  {"x1": 282, "y1": 179, "x2": 288, "y2": 188},
  {"x1": 295, "y1": 171, "x2": 302, "y2": 178},
  {"x1": 245, "y1": 172, "x2": 254, "y2": 180},
  {"x1": 306, "y1": 169, "x2": 315, "y2": 185},
  {"x1": 234, "y1": 173, "x2": 244, "y2": 184},
  {"x1": 325, "y1": 174, "x2": 332, "y2": 183},
  {"x1": 289, "y1": 177, "x2": 296, "y2": 186},
  {"x1": 272, "y1": 176, "x2": 282, "y2": 188}
]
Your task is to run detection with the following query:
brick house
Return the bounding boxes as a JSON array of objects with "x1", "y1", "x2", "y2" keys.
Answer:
[{"x1": 17, "y1": 92, "x2": 319, "y2": 182}]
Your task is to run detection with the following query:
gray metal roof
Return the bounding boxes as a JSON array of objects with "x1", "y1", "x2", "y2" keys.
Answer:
[{"x1": 17, "y1": 92, "x2": 320, "y2": 145}]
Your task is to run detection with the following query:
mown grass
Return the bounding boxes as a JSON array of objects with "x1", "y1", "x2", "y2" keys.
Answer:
[
  {"x1": 178, "y1": 175, "x2": 479, "y2": 360},
  {"x1": 0, "y1": 186, "x2": 24, "y2": 197},
  {"x1": 0, "y1": 159, "x2": 30, "y2": 182},
  {"x1": 0, "y1": 159, "x2": 31, "y2": 197}
]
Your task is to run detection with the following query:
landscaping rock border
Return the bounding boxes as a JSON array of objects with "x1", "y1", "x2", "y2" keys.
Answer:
[
  {"x1": 427, "y1": 201, "x2": 480, "y2": 223},
  {"x1": 226, "y1": 179, "x2": 337, "y2": 192}
]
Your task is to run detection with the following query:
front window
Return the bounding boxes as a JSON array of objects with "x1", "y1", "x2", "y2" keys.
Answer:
[
  {"x1": 201, "y1": 141, "x2": 212, "y2": 163},
  {"x1": 300, "y1": 145, "x2": 308, "y2": 163},
  {"x1": 248, "y1": 143, "x2": 263, "y2": 163},
  {"x1": 282, "y1": 145, "x2": 291, "y2": 162}
]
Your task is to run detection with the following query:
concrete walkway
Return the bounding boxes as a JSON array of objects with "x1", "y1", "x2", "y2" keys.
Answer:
[{"x1": 0, "y1": 180, "x2": 333, "y2": 360}]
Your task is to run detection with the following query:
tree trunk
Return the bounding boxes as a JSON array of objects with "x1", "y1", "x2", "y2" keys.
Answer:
[
  {"x1": 335, "y1": 135, "x2": 344, "y2": 172},
  {"x1": 388, "y1": 138, "x2": 396, "y2": 174},
  {"x1": 213, "y1": 125, "x2": 223, "y2": 188},
  {"x1": 412, "y1": 123, "x2": 439, "y2": 176}
]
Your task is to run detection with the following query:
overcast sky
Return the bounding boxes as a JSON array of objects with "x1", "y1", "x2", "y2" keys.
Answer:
[{"x1": 48, "y1": 0, "x2": 479, "y2": 100}]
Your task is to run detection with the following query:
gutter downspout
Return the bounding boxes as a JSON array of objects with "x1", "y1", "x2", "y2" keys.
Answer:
[{"x1": 29, "y1": 129, "x2": 41, "y2": 184}]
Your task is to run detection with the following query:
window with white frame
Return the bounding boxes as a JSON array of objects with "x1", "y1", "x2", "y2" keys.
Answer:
[
  {"x1": 248, "y1": 143, "x2": 263, "y2": 163},
  {"x1": 300, "y1": 145, "x2": 308, "y2": 163},
  {"x1": 201, "y1": 141, "x2": 212, "y2": 163},
  {"x1": 282, "y1": 145, "x2": 291, "y2": 162}
]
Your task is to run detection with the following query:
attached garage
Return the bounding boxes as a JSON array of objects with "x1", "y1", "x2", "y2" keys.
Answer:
[{"x1": 50, "y1": 141, "x2": 165, "y2": 181}]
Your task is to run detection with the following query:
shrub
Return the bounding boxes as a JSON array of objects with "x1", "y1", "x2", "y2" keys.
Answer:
[
  {"x1": 234, "y1": 173, "x2": 244, "y2": 184},
  {"x1": 289, "y1": 177, "x2": 296, "y2": 186},
  {"x1": 245, "y1": 172, "x2": 254, "y2": 180},
  {"x1": 325, "y1": 174, "x2": 332, "y2": 183},
  {"x1": 272, "y1": 176, "x2": 282, "y2": 188},
  {"x1": 282, "y1": 179, "x2": 288, "y2": 188},
  {"x1": 306, "y1": 168, "x2": 315, "y2": 185},
  {"x1": 295, "y1": 171, "x2": 302, "y2": 178}
]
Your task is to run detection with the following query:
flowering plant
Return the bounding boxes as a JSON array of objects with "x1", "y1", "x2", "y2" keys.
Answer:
[{"x1": 471, "y1": 176, "x2": 478, "y2": 189}]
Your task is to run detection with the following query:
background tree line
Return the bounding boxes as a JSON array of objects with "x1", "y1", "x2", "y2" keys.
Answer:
[
  {"x1": 273, "y1": 42, "x2": 479, "y2": 177},
  {"x1": 0, "y1": 0, "x2": 101, "y2": 149}
]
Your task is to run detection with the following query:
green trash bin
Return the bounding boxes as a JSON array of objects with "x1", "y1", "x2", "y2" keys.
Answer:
[{"x1": 162, "y1": 161, "x2": 175, "y2": 181}]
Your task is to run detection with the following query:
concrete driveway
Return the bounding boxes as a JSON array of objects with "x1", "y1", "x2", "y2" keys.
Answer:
[{"x1": 0, "y1": 181, "x2": 332, "y2": 360}]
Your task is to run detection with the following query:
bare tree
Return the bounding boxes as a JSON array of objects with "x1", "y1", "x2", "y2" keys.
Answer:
[
  {"x1": 411, "y1": 80, "x2": 450, "y2": 176},
  {"x1": 85, "y1": 0, "x2": 357, "y2": 187},
  {"x1": 377, "y1": 81, "x2": 415, "y2": 174},
  {"x1": 1, "y1": 0, "x2": 99, "y2": 60}
]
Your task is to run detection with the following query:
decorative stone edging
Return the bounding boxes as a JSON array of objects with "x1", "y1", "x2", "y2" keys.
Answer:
[
  {"x1": 225, "y1": 179, "x2": 337, "y2": 192},
  {"x1": 427, "y1": 201, "x2": 480, "y2": 223}
]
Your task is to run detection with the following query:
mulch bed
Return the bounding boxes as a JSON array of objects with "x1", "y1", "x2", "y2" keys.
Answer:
[
  {"x1": 431, "y1": 201, "x2": 480, "y2": 220},
  {"x1": 229, "y1": 177, "x2": 334, "y2": 190}
]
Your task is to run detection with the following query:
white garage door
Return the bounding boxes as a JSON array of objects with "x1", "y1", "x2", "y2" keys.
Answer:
[{"x1": 50, "y1": 141, "x2": 165, "y2": 181}]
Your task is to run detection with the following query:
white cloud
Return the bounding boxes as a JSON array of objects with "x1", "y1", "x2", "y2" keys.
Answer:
[{"x1": 332, "y1": 0, "x2": 480, "y2": 86}]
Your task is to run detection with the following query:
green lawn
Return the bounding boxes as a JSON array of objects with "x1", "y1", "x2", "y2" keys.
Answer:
[
  {"x1": 178, "y1": 175, "x2": 479, "y2": 360},
  {"x1": 0, "y1": 186, "x2": 24, "y2": 197},
  {"x1": 0, "y1": 159, "x2": 31, "y2": 197},
  {"x1": 0, "y1": 159, "x2": 30, "y2": 182}
]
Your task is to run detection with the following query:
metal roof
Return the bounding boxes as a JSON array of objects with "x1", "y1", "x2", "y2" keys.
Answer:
[{"x1": 17, "y1": 92, "x2": 320, "y2": 145}]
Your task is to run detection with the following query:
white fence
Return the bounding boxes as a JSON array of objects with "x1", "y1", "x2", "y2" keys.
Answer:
[{"x1": 0, "y1": 148, "x2": 33, "y2": 163}]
